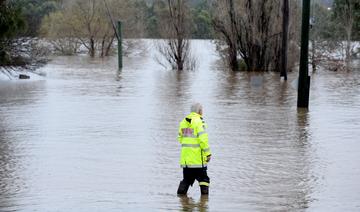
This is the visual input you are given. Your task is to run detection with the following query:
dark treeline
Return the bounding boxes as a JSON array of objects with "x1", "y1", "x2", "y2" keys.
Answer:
[
  {"x1": 145, "y1": 0, "x2": 213, "y2": 39},
  {"x1": 0, "y1": 0, "x2": 60, "y2": 66}
]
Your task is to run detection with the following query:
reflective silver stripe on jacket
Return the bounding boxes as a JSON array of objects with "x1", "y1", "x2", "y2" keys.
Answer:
[
  {"x1": 197, "y1": 131, "x2": 206, "y2": 137},
  {"x1": 181, "y1": 164, "x2": 207, "y2": 168},
  {"x1": 182, "y1": 134, "x2": 197, "y2": 138},
  {"x1": 182, "y1": 144, "x2": 200, "y2": 148},
  {"x1": 202, "y1": 148, "x2": 210, "y2": 152}
]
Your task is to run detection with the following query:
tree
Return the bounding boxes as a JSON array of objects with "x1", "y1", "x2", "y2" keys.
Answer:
[
  {"x1": 40, "y1": 11, "x2": 81, "y2": 55},
  {"x1": 212, "y1": 0, "x2": 278, "y2": 72},
  {"x1": 144, "y1": 2, "x2": 160, "y2": 38},
  {"x1": 191, "y1": 0, "x2": 213, "y2": 39},
  {"x1": 156, "y1": 0, "x2": 195, "y2": 71},
  {"x1": 71, "y1": 0, "x2": 106, "y2": 57},
  {"x1": 212, "y1": 0, "x2": 301, "y2": 72},
  {"x1": 41, "y1": 0, "x2": 145, "y2": 57},
  {"x1": 0, "y1": 1, "x2": 25, "y2": 39},
  {"x1": 0, "y1": 0, "x2": 26, "y2": 65},
  {"x1": 212, "y1": 0, "x2": 239, "y2": 71},
  {"x1": 308, "y1": 3, "x2": 340, "y2": 72},
  {"x1": 9, "y1": 0, "x2": 59, "y2": 36},
  {"x1": 332, "y1": 0, "x2": 360, "y2": 69},
  {"x1": 143, "y1": 0, "x2": 213, "y2": 39}
]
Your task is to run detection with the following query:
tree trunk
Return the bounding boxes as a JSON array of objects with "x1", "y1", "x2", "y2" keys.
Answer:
[
  {"x1": 177, "y1": 38, "x2": 184, "y2": 71},
  {"x1": 310, "y1": 39, "x2": 317, "y2": 72},
  {"x1": 229, "y1": 45, "x2": 238, "y2": 71},
  {"x1": 89, "y1": 37, "x2": 95, "y2": 57},
  {"x1": 344, "y1": 0, "x2": 354, "y2": 70},
  {"x1": 105, "y1": 34, "x2": 115, "y2": 56},
  {"x1": 177, "y1": 59, "x2": 184, "y2": 71},
  {"x1": 345, "y1": 26, "x2": 352, "y2": 70},
  {"x1": 228, "y1": 0, "x2": 239, "y2": 71},
  {"x1": 100, "y1": 36, "x2": 106, "y2": 57}
]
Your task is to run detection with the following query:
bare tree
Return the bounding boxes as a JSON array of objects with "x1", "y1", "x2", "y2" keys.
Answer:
[
  {"x1": 41, "y1": 0, "x2": 146, "y2": 57},
  {"x1": 212, "y1": 0, "x2": 282, "y2": 71},
  {"x1": 212, "y1": 0, "x2": 239, "y2": 71},
  {"x1": 307, "y1": 2, "x2": 354, "y2": 72},
  {"x1": 40, "y1": 11, "x2": 81, "y2": 55},
  {"x1": 156, "y1": 0, "x2": 195, "y2": 71},
  {"x1": 335, "y1": 0, "x2": 356, "y2": 69},
  {"x1": 237, "y1": 0, "x2": 282, "y2": 71},
  {"x1": 71, "y1": 0, "x2": 104, "y2": 57},
  {"x1": 212, "y1": 0, "x2": 301, "y2": 73}
]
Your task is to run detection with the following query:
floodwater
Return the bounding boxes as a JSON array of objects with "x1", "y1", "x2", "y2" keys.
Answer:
[{"x1": 0, "y1": 40, "x2": 359, "y2": 211}]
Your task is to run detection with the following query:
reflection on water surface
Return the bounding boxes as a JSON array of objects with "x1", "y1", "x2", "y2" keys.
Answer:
[{"x1": 0, "y1": 41, "x2": 360, "y2": 211}]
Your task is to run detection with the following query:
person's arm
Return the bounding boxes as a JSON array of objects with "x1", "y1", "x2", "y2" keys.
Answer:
[
  {"x1": 197, "y1": 120, "x2": 211, "y2": 161},
  {"x1": 178, "y1": 122, "x2": 183, "y2": 144}
]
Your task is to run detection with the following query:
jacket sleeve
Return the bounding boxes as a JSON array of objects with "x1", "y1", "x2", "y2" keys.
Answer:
[
  {"x1": 197, "y1": 120, "x2": 211, "y2": 157},
  {"x1": 177, "y1": 122, "x2": 182, "y2": 143}
]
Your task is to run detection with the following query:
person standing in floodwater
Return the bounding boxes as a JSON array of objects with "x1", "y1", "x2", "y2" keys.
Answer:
[{"x1": 177, "y1": 103, "x2": 212, "y2": 195}]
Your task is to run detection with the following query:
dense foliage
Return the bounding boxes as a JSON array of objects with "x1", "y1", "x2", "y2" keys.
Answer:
[
  {"x1": 13, "y1": 0, "x2": 59, "y2": 36},
  {"x1": 0, "y1": 0, "x2": 26, "y2": 65},
  {"x1": 332, "y1": 0, "x2": 360, "y2": 40},
  {"x1": 143, "y1": 0, "x2": 213, "y2": 39}
]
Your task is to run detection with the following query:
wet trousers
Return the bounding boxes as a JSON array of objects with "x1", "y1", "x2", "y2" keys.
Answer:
[{"x1": 177, "y1": 167, "x2": 210, "y2": 195}]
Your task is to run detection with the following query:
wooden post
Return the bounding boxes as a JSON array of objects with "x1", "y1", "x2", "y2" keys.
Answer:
[{"x1": 297, "y1": 0, "x2": 311, "y2": 108}]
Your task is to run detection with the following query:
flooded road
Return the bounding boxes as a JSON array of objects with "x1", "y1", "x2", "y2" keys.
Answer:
[{"x1": 0, "y1": 40, "x2": 360, "y2": 211}]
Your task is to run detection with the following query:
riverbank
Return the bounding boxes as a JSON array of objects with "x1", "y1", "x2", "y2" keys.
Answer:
[
  {"x1": 0, "y1": 38, "x2": 50, "y2": 81},
  {"x1": 0, "y1": 65, "x2": 45, "y2": 80}
]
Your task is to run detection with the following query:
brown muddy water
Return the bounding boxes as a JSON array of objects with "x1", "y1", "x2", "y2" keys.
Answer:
[{"x1": 0, "y1": 40, "x2": 360, "y2": 211}]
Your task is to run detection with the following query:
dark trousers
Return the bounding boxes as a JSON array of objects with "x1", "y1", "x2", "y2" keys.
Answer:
[
  {"x1": 183, "y1": 167, "x2": 210, "y2": 186},
  {"x1": 177, "y1": 167, "x2": 210, "y2": 195}
]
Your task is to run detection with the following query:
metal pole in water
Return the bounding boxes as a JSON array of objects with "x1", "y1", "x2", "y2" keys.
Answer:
[
  {"x1": 297, "y1": 0, "x2": 311, "y2": 108},
  {"x1": 102, "y1": 0, "x2": 122, "y2": 69},
  {"x1": 118, "y1": 21, "x2": 123, "y2": 70},
  {"x1": 280, "y1": 0, "x2": 289, "y2": 81}
]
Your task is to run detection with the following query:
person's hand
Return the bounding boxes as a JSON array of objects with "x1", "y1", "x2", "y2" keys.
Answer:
[{"x1": 206, "y1": 155, "x2": 211, "y2": 162}]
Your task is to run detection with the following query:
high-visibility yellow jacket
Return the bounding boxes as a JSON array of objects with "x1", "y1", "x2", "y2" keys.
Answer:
[{"x1": 178, "y1": 112, "x2": 211, "y2": 168}]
